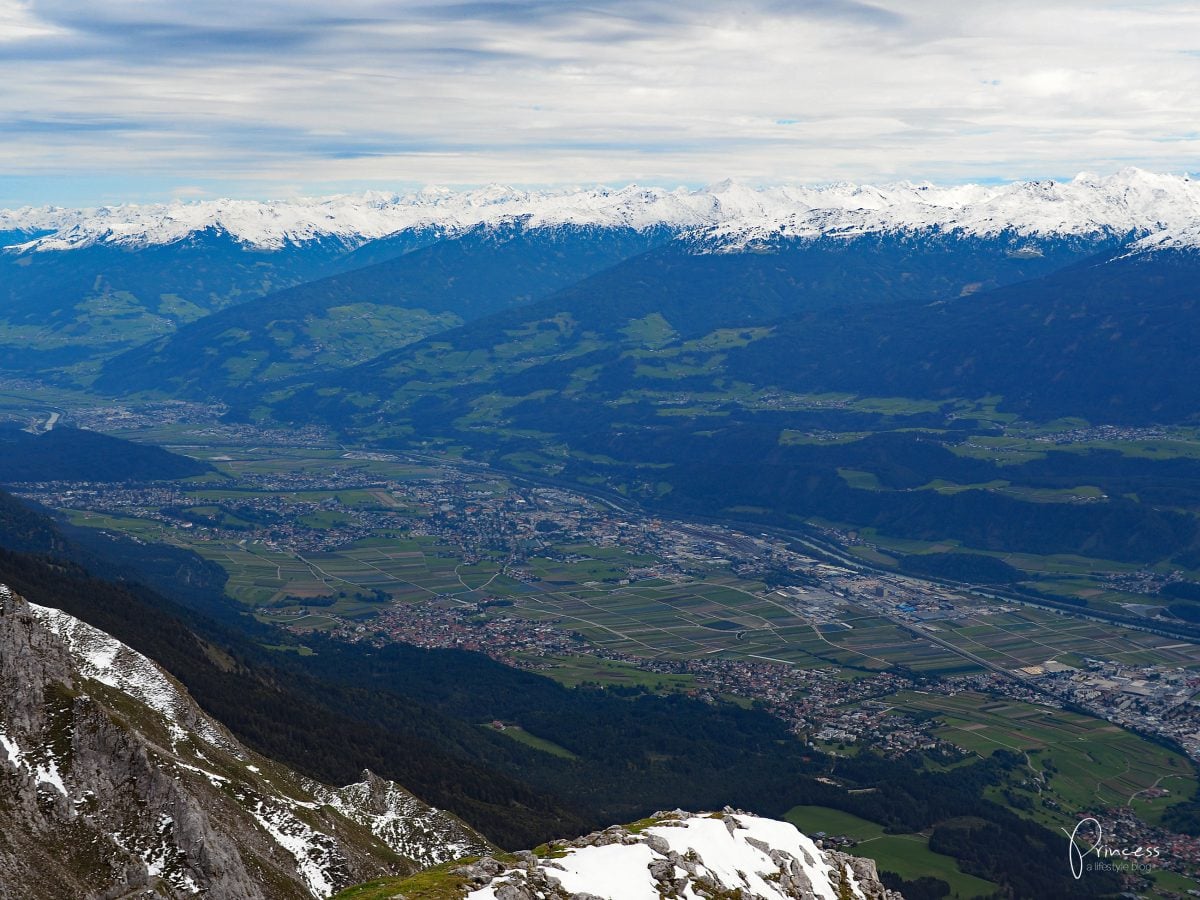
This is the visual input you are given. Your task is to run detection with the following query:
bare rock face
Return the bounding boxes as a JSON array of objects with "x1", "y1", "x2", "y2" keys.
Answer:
[
  {"x1": 449, "y1": 808, "x2": 903, "y2": 900},
  {"x1": 0, "y1": 584, "x2": 489, "y2": 900}
]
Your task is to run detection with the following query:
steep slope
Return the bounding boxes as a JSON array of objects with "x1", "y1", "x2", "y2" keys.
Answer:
[
  {"x1": 0, "y1": 496, "x2": 591, "y2": 851},
  {"x1": 0, "y1": 230, "x2": 384, "y2": 371},
  {"x1": 0, "y1": 582, "x2": 489, "y2": 899},
  {"x1": 0, "y1": 423, "x2": 211, "y2": 483},
  {"x1": 345, "y1": 810, "x2": 899, "y2": 900},
  {"x1": 95, "y1": 222, "x2": 672, "y2": 399}
]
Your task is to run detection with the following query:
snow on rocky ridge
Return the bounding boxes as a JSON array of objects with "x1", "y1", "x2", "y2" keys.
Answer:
[
  {"x1": 1119, "y1": 220, "x2": 1200, "y2": 257},
  {"x1": 3, "y1": 168, "x2": 1198, "y2": 253},
  {"x1": 28, "y1": 599, "x2": 237, "y2": 752},
  {"x1": 0, "y1": 582, "x2": 490, "y2": 899},
  {"x1": 453, "y1": 809, "x2": 899, "y2": 900}
]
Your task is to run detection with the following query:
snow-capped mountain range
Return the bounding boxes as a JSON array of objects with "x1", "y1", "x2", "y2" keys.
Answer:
[{"x1": 4, "y1": 168, "x2": 1199, "y2": 253}]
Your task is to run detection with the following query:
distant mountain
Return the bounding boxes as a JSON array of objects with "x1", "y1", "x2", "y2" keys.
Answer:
[
  {"x1": 717, "y1": 242, "x2": 1200, "y2": 424},
  {"x1": 271, "y1": 232, "x2": 1194, "y2": 434},
  {"x1": 6, "y1": 168, "x2": 1200, "y2": 376},
  {"x1": 95, "y1": 222, "x2": 673, "y2": 398},
  {"x1": 260, "y1": 239, "x2": 1200, "y2": 566},
  {"x1": 0, "y1": 581, "x2": 489, "y2": 899},
  {"x1": 117, "y1": 225, "x2": 1121, "y2": 410},
  {"x1": 0, "y1": 229, "x2": 369, "y2": 370},
  {"x1": 0, "y1": 423, "x2": 211, "y2": 483},
  {"x1": 6, "y1": 169, "x2": 1200, "y2": 253}
]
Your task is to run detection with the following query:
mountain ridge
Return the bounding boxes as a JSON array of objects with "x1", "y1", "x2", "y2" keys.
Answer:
[
  {"x1": 6, "y1": 168, "x2": 1199, "y2": 253},
  {"x1": 343, "y1": 809, "x2": 901, "y2": 900},
  {"x1": 0, "y1": 581, "x2": 491, "y2": 899}
]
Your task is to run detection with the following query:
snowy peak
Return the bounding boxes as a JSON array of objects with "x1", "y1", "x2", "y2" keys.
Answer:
[
  {"x1": 5, "y1": 168, "x2": 1199, "y2": 253},
  {"x1": 690, "y1": 169, "x2": 1200, "y2": 253},
  {"x1": 0, "y1": 583, "x2": 489, "y2": 899},
  {"x1": 436, "y1": 810, "x2": 899, "y2": 900},
  {"x1": 1119, "y1": 221, "x2": 1200, "y2": 257},
  {"x1": 320, "y1": 770, "x2": 489, "y2": 870}
]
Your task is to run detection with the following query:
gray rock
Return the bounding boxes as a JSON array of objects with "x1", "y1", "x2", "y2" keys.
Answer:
[
  {"x1": 643, "y1": 833, "x2": 671, "y2": 855},
  {"x1": 0, "y1": 586, "x2": 489, "y2": 900}
]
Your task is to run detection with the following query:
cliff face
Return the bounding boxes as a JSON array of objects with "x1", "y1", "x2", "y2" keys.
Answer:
[{"x1": 0, "y1": 583, "x2": 490, "y2": 900}]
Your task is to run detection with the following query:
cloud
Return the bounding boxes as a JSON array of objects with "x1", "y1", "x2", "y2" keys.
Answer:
[{"x1": 2, "y1": 0, "x2": 1199, "y2": 204}]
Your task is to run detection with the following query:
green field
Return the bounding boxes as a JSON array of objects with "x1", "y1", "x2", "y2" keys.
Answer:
[
  {"x1": 482, "y1": 724, "x2": 578, "y2": 759},
  {"x1": 521, "y1": 654, "x2": 700, "y2": 693},
  {"x1": 785, "y1": 806, "x2": 998, "y2": 899},
  {"x1": 886, "y1": 691, "x2": 1197, "y2": 829},
  {"x1": 926, "y1": 607, "x2": 1200, "y2": 671}
]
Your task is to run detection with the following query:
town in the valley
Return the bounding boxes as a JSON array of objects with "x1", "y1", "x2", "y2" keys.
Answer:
[{"x1": 10, "y1": 402, "x2": 1200, "y2": 883}]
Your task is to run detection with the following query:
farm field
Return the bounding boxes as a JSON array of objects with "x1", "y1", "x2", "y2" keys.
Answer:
[
  {"x1": 925, "y1": 607, "x2": 1200, "y2": 671},
  {"x1": 40, "y1": 440, "x2": 1200, "y2": 687},
  {"x1": 504, "y1": 581, "x2": 976, "y2": 670}
]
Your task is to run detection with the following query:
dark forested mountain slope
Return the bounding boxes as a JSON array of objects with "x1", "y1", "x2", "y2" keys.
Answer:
[
  {"x1": 0, "y1": 423, "x2": 211, "y2": 483},
  {"x1": 0, "y1": 229, "x2": 376, "y2": 370},
  {"x1": 96, "y1": 222, "x2": 675, "y2": 399},
  {"x1": 274, "y1": 240, "x2": 1198, "y2": 432},
  {"x1": 261, "y1": 244, "x2": 1200, "y2": 567},
  {"x1": 721, "y1": 246, "x2": 1200, "y2": 424}
]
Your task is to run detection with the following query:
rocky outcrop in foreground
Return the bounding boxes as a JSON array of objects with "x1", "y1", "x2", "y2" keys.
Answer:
[
  {"x1": 402, "y1": 809, "x2": 902, "y2": 900},
  {"x1": 0, "y1": 583, "x2": 489, "y2": 900}
]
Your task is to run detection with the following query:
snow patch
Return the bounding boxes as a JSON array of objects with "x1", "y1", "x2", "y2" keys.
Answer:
[
  {"x1": 28, "y1": 601, "x2": 238, "y2": 754},
  {"x1": 173, "y1": 760, "x2": 230, "y2": 788},
  {"x1": 1118, "y1": 221, "x2": 1200, "y2": 257},
  {"x1": 0, "y1": 728, "x2": 19, "y2": 767},
  {"x1": 248, "y1": 799, "x2": 343, "y2": 899},
  {"x1": 34, "y1": 757, "x2": 68, "y2": 797},
  {"x1": 0, "y1": 724, "x2": 68, "y2": 797},
  {"x1": 469, "y1": 812, "x2": 870, "y2": 900},
  {"x1": 544, "y1": 842, "x2": 660, "y2": 900}
]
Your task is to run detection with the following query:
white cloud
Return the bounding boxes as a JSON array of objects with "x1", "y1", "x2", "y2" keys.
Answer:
[
  {"x1": 0, "y1": 0, "x2": 62, "y2": 40},
  {"x1": 2, "y1": 0, "x2": 1199, "y2": 202}
]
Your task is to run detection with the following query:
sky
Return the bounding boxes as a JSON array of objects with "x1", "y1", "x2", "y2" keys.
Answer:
[{"x1": 2, "y1": 0, "x2": 1199, "y2": 206}]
